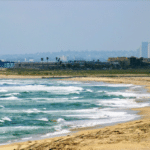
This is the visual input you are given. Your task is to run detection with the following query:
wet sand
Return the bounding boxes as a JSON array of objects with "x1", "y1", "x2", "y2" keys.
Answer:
[{"x1": 0, "y1": 76, "x2": 150, "y2": 150}]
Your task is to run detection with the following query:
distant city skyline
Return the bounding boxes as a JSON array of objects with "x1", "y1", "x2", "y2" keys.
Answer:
[
  {"x1": 0, "y1": 49, "x2": 138, "y2": 63},
  {"x1": 0, "y1": 1, "x2": 150, "y2": 55}
]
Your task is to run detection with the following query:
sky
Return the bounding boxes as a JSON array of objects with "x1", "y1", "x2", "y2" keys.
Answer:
[{"x1": 0, "y1": 0, "x2": 150, "y2": 55}]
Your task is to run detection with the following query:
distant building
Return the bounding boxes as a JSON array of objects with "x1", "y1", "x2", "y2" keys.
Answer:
[
  {"x1": 148, "y1": 43, "x2": 150, "y2": 58},
  {"x1": 0, "y1": 60, "x2": 15, "y2": 68},
  {"x1": 108, "y1": 57, "x2": 145, "y2": 67},
  {"x1": 140, "y1": 42, "x2": 148, "y2": 58},
  {"x1": 136, "y1": 47, "x2": 141, "y2": 58},
  {"x1": 29, "y1": 59, "x2": 34, "y2": 62},
  {"x1": 60, "y1": 55, "x2": 67, "y2": 61},
  {"x1": 14, "y1": 62, "x2": 57, "y2": 69},
  {"x1": 108, "y1": 57, "x2": 130, "y2": 65}
]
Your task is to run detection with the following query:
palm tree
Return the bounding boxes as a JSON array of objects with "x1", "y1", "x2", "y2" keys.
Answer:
[
  {"x1": 56, "y1": 57, "x2": 58, "y2": 62},
  {"x1": 46, "y1": 57, "x2": 49, "y2": 62},
  {"x1": 41, "y1": 58, "x2": 44, "y2": 69}
]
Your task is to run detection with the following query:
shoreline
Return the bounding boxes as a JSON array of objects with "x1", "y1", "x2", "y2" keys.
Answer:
[{"x1": 0, "y1": 76, "x2": 150, "y2": 149}]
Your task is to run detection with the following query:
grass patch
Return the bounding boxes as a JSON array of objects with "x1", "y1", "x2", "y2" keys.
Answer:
[{"x1": 1, "y1": 68, "x2": 150, "y2": 77}]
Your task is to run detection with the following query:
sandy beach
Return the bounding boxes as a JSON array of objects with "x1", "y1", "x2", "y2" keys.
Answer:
[
  {"x1": 0, "y1": 76, "x2": 150, "y2": 150},
  {"x1": 0, "y1": 75, "x2": 44, "y2": 79}
]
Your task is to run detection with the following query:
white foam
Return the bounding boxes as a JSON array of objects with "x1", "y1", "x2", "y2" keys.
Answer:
[
  {"x1": 100, "y1": 83, "x2": 133, "y2": 87},
  {"x1": 71, "y1": 97, "x2": 80, "y2": 99},
  {"x1": 57, "y1": 118, "x2": 65, "y2": 123},
  {"x1": 106, "y1": 91, "x2": 150, "y2": 98},
  {"x1": 34, "y1": 97, "x2": 68, "y2": 102},
  {"x1": 31, "y1": 97, "x2": 87, "y2": 104},
  {"x1": 69, "y1": 114, "x2": 136, "y2": 128},
  {"x1": 129, "y1": 85, "x2": 143, "y2": 89},
  {"x1": 5, "y1": 93, "x2": 20, "y2": 96},
  {"x1": 38, "y1": 118, "x2": 49, "y2": 121},
  {"x1": 0, "y1": 80, "x2": 20, "y2": 85},
  {"x1": 0, "y1": 96, "x2": 19, "y2": 101},
  {"x1": 60, "y1": 108, "x2": 138, "y2": 128},
  {"x1": 14, "y1": 126, "x2": 40, "y2": 130},
  {"x1": 57, "y1": 81, "x2": 81, "y2": 85},
  {"x1": 64, "y1": 114, "x2": 108, "y2": 119},
  {"x1": 41, "y1": 108, "x2": 100, "y2": 114},
  {"x1": 63, "y1": 108, "x2": 127, "y2": 119},
  {"x1": 0, "y1": 126, "x2": 41, "y2": 133},
  {"x1": 66, "y1": 108, "x2": 99, "y2": 113},
  {"x1": 85, "y1": 83, "x2": 133, "y2": 87},
  {"x1": 86, "y1": 89, "x2": 93, "y2": 92},
  {"x1": 21, "y1": 137, "x2": 32, "y2": 140},
  {"x1": 0, "y1": 89, "x2": 7, "y2": 92},
  {"x1": 99, "y1": 98, "x2": 149, "y2": 108},
  {"x1": 97, "y1": 90, "x2": 107, "y2": 93},
  {"x1": 23, "y1": 108, "x2": 41, "y2": 114},
  {"x1": 0, "y1": 85, "x2": 83, "y2": 95},
  {"x1": 41, "y1": 129, "x2": 70, "y2": 138},
  {"x1": 2, "y1": 117, "x2": 12, "y2": 122}
]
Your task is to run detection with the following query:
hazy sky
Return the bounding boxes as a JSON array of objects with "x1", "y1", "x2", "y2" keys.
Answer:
[{"x1": 0, "y1": 0, "x2": 150, "y2": 55}]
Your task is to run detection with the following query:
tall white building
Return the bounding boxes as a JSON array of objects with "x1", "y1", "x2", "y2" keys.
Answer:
[
  {"x1": 148, "y1": 43, "x2": 150, "y2": 58},
  {"x1": 140, "y1": 42, "x2": 149, "y2": 58}
]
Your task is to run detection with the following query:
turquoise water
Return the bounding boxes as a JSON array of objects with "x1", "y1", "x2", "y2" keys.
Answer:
[{"x1": 0, "y1": 79, "x2": 149, "y2": 144}]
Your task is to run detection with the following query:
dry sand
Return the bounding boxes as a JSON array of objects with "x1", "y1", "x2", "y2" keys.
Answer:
[
  {"x1": 0, "y1": 75, "x2": 44, "y2": 79},
  {"x1": 0, "y1": 76, "x2": 150, "y2": 150}
]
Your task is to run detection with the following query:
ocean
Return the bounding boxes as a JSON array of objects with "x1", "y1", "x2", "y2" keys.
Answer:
[{"x1": 0, "y1": 78, "x2": 149, "y2": 145}]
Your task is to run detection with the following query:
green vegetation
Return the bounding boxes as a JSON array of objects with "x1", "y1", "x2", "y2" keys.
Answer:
[{"x1": 0, "y1": 68, "x2": 150, "y2": 77}]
